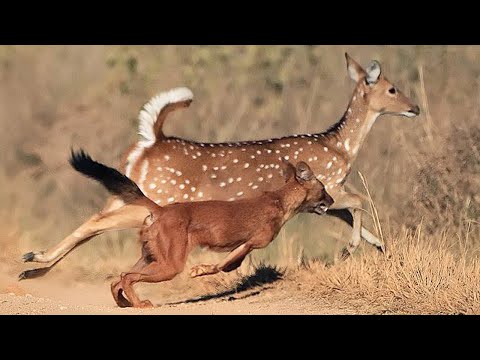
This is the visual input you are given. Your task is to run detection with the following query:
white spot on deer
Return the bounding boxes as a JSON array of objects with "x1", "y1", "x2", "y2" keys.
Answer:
[
  {"x1": 211, "y1": 153, "x2": 216, "y2": 158},
  {"x1": 179, "y1": 184, "x2": 185, "y2": 190},
  {"x1": 285, "y1": 144, "x2": 290, "y2": 148},
  {"x1": 196, "y1": 151, "x2": 201, "y2": 157},
  {"x1": 198, "y1": 191, "x2": 203, "y2": 198},
  {"x1": 353, "y1": 95, "x2": 357, "y2": 101},
  {"x1": 260, "y1": 164, "x2": 265, "y2": 168},
  {"x1": 149, "y1": 183, "x2": 156, "y2": 190},
  {"x1": 293, "y1": 141, "x2": 298, "y2": 145},
  {"x1": 350, "y1": 129, "x2": 354, "y2": 133},
  {"x1": 308, "y1": 141, "x2": 312, "y2": 145},
  {"x1": 337, "y1": 169, "x2": 342, "y2": 175},
  {"x1": 220, "y1": 182, "x2": 226, "y2": 187},
  {"x1": 164, "y1": 155, "x2": 170, "y2": 161},
  {"x1": 256, "y1": 168, "x2": 261, "y2": 172},
  {"x1": 185, "y1": 179, "x2": 190, "y2": 184},
  {"x1": 333, "y1": 156, "x2": 337, "y2": 161},
  {"x1": 228, "y1": 198, "x2": 235, "y2": 202},
  {"x1": 237, "y1": 177, "x2": 242, "y2": 182},
  {"x1": 210, "y1": 174, "x2": 217, "y2": 179},
  {"x1": 258, "y1": 177, "x2": 264, "y2": 182},
  {"x1": 266, "y1": 149, "x2": 272, "y2": 154},
  {"x1": 284, "y1": 155, "x2": 290, "y2": 160},
  {"x1": 308, "y1": 157, "x2": 313, "y2": 162},
  {"x1": 328, "y1": 184, "x2": 335, "y2": 189},
  {"x1": 244, "y1": 163, "x2": 250, "y2": 168},
  {"x1": 267, "y1": 174, "x2": 273, "y2": 179},
  {"x1": 233, "y1": 159, "x2": 239, "y2": 163},
  {"x1": 168, "y1": 197, "x2": 175, "y2": 203},
  {"x1": 255, "y1": 150, "x2": 261, "y2": 155},
  {"x1": 221, "y1": 166, "x2": 227, "y2": 170},
  {"x1": 326, "y1": 161, "x2": 332, "y2": 169},
  {"x1": 275, "y1": 164, "x2": 280, "y2": 169},
  {"x1": 344, "y1": 139, "x2": 350, "y2": 152},
  {"x1": 337, "y1": 142, "x2": 342, "y2": 148},
  {"x1": 252, "y1": 185, "x2": 259, "y2": 190},
  {"x1": 170, "y1": 179, "x2": 176, "y2": 185},
  {"x1": 336, "y1": 178, "x2": 343, "y2": 184},
  {"x1": 251, "y1": 155, "x2": 256, "y2": 159},
  {"x1": 275, "y1": 150, "x2": 280, "y2": 154},
  {"x1": 280, "y1": 144, "x2": 285, "y2": 148},
  {"x1": 190, "y1": 197, "x2": 195, "y2": 201},
  {"x1": 348, "y1": 108, "x2": 352, "y2": 114},
  {"x1": 228, "y1": 178, "x2": 234, "y2": 184},
  {"x1": 248, "y1": 182, "x2": 253, "y2": 187},
  {"x1": 313, "y1": 156, "x2": 318, "y2": 161},
  {"x1": 183, "y1": 194, "x2": 188, "y2": 200},
  {"x1": 155, "y1": 200, "x2": 161, "y2": 204},
  {"x1": 156, "y1": 189, "x2": 163, "y2": 194},
  {"x1": 161, "y1": 179, "x2": 167, "y2": 184},
  {"x1": 213, "y1": 166, "x2": 219, "y2": 171},
  {"x1": 324, "y1": 147, "x2": 328, "y2": 152},
  {"x1": 237, "y1": 191, "x2": 244, "y2": 197},
  {"x1": 192, "y1": 155, "x2": 197, "y2": 160},
  {"x1": 356, "y1": 118, "x2": 360, "y2": 123},
  {"x1": 176, "y1": 170, "x2": 182, "y2": 176},
  {"x1": 156, "y1": 167, "x2": 163, "y2": 171},
  {"x1": 189, "y1": 145, "x2": 194, "y2": 150},
  {"x1": 202, "y1": 165, "x2": 208, "y2": 172}
]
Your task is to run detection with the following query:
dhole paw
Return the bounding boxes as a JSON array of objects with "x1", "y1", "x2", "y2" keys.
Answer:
[
  {"x1": 138, "y1": 300, "x2": 154, "y2": 308},
  {"x1": 189, "y1": 264, "x2": 217, "y2": 278}
]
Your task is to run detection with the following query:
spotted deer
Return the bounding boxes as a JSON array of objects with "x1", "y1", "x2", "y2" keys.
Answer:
[
  {"x1": 30, "y1": 150, "x2": 333, "y2": 307},
  {"x1": 20, "y1": 53, "x2": 420, "y2": 280}
]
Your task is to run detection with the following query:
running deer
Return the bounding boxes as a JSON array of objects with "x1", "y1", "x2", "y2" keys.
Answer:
[
  {"x1": 60, "y1": 150, "x2": 333, "y2": 307},
  {"x1": 20, "y1": 53, "x2": 420, "y2": 280}
]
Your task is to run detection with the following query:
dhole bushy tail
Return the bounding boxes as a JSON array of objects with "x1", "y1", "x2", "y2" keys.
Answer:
[{"x1": 70, "y1": 149, "x2": 156, "y2": 209}]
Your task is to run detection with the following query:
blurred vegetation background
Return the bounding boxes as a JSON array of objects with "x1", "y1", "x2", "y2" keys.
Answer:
[{"x1": 0, "y1": 45, "x2": 478, "y2": 277}]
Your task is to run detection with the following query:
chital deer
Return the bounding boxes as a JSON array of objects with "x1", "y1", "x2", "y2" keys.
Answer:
[
  {"x1": 20, "y1": 53, "x2": 419, "y2": 280},
  {"x1": 59, "y1": 150, "x2": 333, "y2": 307}
]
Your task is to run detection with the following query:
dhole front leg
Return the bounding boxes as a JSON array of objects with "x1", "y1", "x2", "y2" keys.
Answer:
[{"x1": 189, "y1": 243, "x2": 252, "y2": 278}]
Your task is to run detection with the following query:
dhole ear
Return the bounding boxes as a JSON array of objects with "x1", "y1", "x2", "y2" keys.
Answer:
[
  {"x1": 345, "y1": 53, "x2": 366, "y2": 83},
  {"x1": 365, "y1": 60, "x2": 382, "y2": 84},
  {"x1": 295, "y1": 161, "x2": 314, "y2": 183},
  {"x1": 143, "y1": 212, "x2": 154, "y2": 227},
  {"x1": 280, "y1": 158, "x2": 296, "y2": 182}
]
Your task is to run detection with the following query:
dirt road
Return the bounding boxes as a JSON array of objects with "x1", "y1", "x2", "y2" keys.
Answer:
[{"x1": 0, "y1": 265, "x2": 358, "y2": 315}]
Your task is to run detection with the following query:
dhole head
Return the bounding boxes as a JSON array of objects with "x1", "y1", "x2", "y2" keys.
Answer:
[
  {"x1": 283, "y1": 160, "x2": 334, "y2": 215},
  {"x1": 345, "y1": 53, "x2": 420, "y2": 118}
]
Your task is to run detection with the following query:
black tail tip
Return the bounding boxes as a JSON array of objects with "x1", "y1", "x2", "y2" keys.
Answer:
[{"x1": 69, "y1": 148, "x2": 92, "y2": 170}]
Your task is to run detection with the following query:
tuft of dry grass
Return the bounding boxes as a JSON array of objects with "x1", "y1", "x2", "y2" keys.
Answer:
[{"x1": 291, "y1": 230, "x2": 480, "y2": 314}]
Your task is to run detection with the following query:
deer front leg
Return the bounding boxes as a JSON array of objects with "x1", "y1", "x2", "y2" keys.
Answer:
[
  {"x1": 328, "y1": 192, "x2": 383, "y2": 261},
  {"x1": 189, "y1": 243, "x2": 252, "y2": 278}
]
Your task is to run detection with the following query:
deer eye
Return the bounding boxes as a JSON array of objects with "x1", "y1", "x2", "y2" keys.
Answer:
[{"x1": 388, "y1": 87, "x2": 396, "y2": 94}]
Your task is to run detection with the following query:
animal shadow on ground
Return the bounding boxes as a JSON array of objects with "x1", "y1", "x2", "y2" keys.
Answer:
[{"x1": 166, "y1": 263, "x2": 285, "y2": 305}]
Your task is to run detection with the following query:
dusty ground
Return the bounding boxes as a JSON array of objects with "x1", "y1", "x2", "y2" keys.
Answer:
[{"x1": 0, "y1": 262, "x2": 359, "y2": 315}]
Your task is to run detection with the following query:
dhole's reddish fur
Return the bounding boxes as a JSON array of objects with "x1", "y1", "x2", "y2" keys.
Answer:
[{"x1": 68, "y1": 150, "x2": 333, "y2": 308}]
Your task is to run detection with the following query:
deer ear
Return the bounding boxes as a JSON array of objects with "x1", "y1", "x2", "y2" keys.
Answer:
[
  {"x1": 365, "y1": 60, "x2": 382, "y2": 84},
  {"x1": 345, "y1": 53, "x2": 366, "y2": 82},
  {"x1": 295, "y1": 161, "x2": 314, "y2": 182}
]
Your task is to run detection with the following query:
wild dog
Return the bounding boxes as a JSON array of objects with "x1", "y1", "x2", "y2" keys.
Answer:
[{"x1": 66, "y1": 149, "x2": 333, "y2": 308}]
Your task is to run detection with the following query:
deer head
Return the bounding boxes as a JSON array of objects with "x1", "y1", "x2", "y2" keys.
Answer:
[{"x1": 346, "y1": 53, "x2": 420, "y2": 118}]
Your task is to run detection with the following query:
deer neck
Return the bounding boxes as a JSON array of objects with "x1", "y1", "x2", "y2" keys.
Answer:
[{"x1": 322, "y1": 87, "x2": 380, "y2": 163}]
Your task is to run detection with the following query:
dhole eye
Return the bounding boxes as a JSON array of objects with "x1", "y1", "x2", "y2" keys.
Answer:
[{"x1": 388, "y1": 87, "x2": 396, "y2": 94}]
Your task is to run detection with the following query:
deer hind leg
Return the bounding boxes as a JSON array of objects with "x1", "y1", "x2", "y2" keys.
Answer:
[
  {"x1": 19, "y1": 200, "x2": 151, "y2": 280},
  {"x1": 189, "y1": 243, "x2": 252, "y2": 278}
]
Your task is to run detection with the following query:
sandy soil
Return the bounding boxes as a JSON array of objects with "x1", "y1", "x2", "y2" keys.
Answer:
[{"x1": 0, "y1": 264, "x2": 357, "y2": 315}]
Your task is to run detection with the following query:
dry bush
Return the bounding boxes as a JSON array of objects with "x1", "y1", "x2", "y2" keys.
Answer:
[{"x1": 291, "y1": 229, "x2": 480, "y2": 314}]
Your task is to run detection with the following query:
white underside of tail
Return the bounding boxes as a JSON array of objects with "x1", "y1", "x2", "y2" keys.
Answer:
[{"x1": 125, "y1": 87, "x2": 194, "y2": 177}]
